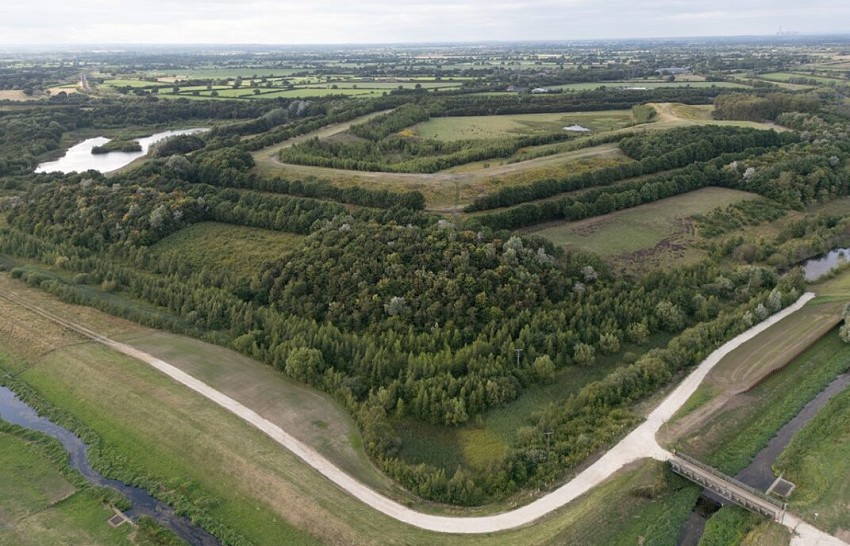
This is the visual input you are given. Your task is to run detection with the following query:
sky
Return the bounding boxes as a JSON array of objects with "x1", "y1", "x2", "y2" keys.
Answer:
[{"x1": 1, "y1": 0, "x2": 848, "y2": 45}]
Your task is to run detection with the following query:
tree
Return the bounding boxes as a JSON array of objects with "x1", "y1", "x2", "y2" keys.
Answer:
[
  {"x1": 599, "y1": 332, "x2": 620, "y2": 355},
  {"x1": 573, "y1": 343, "x2": 596, "y2": 366},
  {"x1": 533, "y1": 355, "x2": 556, "y2": 383},
  {"x1": 284, "y1": 347, "x2": 325, "y2": 383}
]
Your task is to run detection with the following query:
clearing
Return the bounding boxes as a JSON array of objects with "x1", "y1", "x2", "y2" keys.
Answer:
[
  {"x1": 528, "y1": 187, "x2": 757, "y2": 269},
  {"x1": 150, "y1": 222, "x2": 304, "y2": 277}
]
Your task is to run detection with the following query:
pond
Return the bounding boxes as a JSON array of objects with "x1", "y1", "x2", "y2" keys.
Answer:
[
  {"x1": 35, "y1": 129, "x2": 206, "y2": 174},
  {"x1": 0, "y1": 385, "x2": 220, "y2": 546},
  {"x1": 803, "y1": 247, "x2": 850, "y2": 282}
]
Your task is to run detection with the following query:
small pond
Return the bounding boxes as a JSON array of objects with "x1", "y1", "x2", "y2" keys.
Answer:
[
  {"x1": 35, "y1": 129, "x2": 206, "y2": 174},
  {"x1": 803, "y1": 247, "x2": 850, "y2": 282}
]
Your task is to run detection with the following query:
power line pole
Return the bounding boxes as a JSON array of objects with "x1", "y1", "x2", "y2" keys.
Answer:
[{"x1": 515, "y1": 348, "x2": 523, "y2": 367}]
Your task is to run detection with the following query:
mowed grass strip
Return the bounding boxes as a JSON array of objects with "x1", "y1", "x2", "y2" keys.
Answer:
[
  {"x1": 774, "y1": 385, "x2": 850, "y2": 534},
  {"x1": 530, "y1": 187, "x2": 757, "y2": 256},
  {"x1": 115, "y1": 331, "x2": 409, "y2": 501},
  {"x1": 413, "y1": 110, "x2": 636, "y2": 141},
  {"x1": 150, "y1": 222, "x2": 304, "y2": 277}
]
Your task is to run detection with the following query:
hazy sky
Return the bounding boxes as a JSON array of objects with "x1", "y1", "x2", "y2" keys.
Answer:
[{"x1": 1, "y1": 0, "x2": 848, "y2": 45}]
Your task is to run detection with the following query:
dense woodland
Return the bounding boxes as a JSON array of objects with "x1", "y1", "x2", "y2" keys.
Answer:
[{"x1": 2, "y1": 45, "x2": 850, "y2": 516}]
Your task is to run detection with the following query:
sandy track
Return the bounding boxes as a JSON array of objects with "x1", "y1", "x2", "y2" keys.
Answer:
[{"x1": 2, "y1": 290, "x2": 845, "y2": 542}]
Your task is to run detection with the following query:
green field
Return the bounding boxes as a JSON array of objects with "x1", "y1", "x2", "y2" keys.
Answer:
[
  {"x1": 547, "y1": 81, "x2": 750, "y2": 91},
  {"x1": 150, "y1": 222, "x2": 304, "y2": 277},
  {"x1": 0, "y1": 432, "x2": 134, "y2": 546},
  {"x1": 413, "y1": 110, "x2": 636, "y2": 141},
  {"x1": 775, "y1": 385, "x2": 850, "y2": 535},
  {"x1": 759, "y1": 72, "x2": 846, "y2": 85},
  {"x1": 115, "y1": 330, "x2": 407, "y2": 501},
  {"x1": 530, "y1": 187, "x2": 757, "y2": 261}
]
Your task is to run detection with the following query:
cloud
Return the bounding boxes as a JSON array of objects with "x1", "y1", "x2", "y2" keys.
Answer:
[{"x1": 0, "y1": 0, "x2": 847, "y2": 44}]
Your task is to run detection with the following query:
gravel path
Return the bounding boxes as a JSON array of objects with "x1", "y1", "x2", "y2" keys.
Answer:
[{"x1": 4, "y1": 290, "x2": 846, "y2": 542}]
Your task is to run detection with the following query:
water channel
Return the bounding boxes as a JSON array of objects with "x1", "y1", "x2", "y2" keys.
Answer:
[
  {"x1": 676, "y1": 371, "x2": 850, "y2": 545},
  {"x1": 0, "y1": 385, "x2": 220, "y2": 546},
  {"x1": 34, "y1": 129, "x2": 206, "y2": 174}
]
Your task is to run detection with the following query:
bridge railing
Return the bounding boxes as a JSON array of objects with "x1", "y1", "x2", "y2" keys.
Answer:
[{"x1": 670, "y1": 450, "x2": 785, "y2": 510}]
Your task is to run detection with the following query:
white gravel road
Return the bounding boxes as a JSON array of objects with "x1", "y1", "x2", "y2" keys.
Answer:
[{"x1": 7, "y1": 289, "x2": 846, "y2": 542}]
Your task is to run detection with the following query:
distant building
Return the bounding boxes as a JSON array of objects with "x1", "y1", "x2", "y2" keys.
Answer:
[{"x1": 531, "y1": 87, "x2": 549, "y2": 94}]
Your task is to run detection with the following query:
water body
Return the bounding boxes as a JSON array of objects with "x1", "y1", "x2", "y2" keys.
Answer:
[
  {"x1": 0, "y1": 385, "x2": 220, "y2": 546},
  {"x1": 803, "y1": 247, "x2": 850, "y2": 282},
  {"x1": 35, "y1": 129, "x2": 206, "y2": 174}
]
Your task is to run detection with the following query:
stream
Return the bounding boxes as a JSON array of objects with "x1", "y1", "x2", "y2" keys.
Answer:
[
  {"x1": 676, "y1": 371, "x2": 850, "y2": 545},
  {"x1": 0, "y1": 385, "x2": 220, "y2": 546}
]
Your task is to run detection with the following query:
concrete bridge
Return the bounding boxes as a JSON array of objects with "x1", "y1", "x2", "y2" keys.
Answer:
[{"x1": 668, "y1": 451, "x2": 786, "y2": 522}]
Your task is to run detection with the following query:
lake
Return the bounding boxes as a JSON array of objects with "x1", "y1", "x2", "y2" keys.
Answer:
[{"x1": 35, "y1": 128, "x2": 206, "y2": 174}]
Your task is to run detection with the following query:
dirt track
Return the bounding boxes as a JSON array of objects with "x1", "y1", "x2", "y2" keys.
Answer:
[{"x1": 1, "y1": 290, "x2": 844, "y2": 543}]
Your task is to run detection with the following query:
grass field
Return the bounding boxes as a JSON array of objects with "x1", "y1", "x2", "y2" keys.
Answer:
[
  {"x1": 529, "y1": 187, "x2": 757, "y2": 268},
  {"x1": 774, "y1": 385, "x2": 850, "y2": 536},
  {"x1": 759, "y1": 72, "x2": 846, "y2": 85},
  {"x1": 116, "y1": 330, "x2": 406, "y2": 500},
  {"x1": 150, "y1": 222, "x2": 304, "y2": 277},
  {"x1": 413, "y1": 110, "x2": 636, "y2": 141},
  {"x1": 548, "y1": 81, "x2": 750, "y2": 91},
  {"x1": 0, "y1": 432, "x2": 134, "y2": 546},
  {"x1": 254, "y1": 141, "x2": 633, "y2": 211}
]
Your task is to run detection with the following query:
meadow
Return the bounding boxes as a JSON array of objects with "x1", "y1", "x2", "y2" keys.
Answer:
[
  {"x1": 150, "y1": 222, "x2": 304, "y2": 278},
  {"x1": 529, "y1": 187, "x2": 756, "y2": 267},
  {"x1": 412, "y1": 110, "x2": 636, "y2": 141}
]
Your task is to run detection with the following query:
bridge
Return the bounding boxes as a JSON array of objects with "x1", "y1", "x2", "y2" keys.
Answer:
[{"x1": 668, "y1": 451, "x2": 786, "y2": 522}]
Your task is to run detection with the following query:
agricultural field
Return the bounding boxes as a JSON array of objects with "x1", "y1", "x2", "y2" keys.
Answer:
[
  {"x1": 413, "y1": 110, "x2": 637, "y2": 140},
  {"x1": 150, "y1": 222, "x2": 304, "y2": 278},
  {"x1": 529, "y1": 187, "x2": 757, "y2": 269},
  {"x1": 546, "y1": 81, "x2": 750, "y2": 91}
]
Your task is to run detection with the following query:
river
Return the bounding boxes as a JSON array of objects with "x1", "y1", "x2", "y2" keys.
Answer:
[
  {"x1": 0, "y1": 385, "x2": 220, "y2": 546},
  {"x1": 35, "y1": 129, "x2": 206, "y2": 174}
]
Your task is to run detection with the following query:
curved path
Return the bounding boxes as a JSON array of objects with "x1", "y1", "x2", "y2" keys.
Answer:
[{"x1": 3, "y1": 290, "x2": 846, "y2": 543}]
